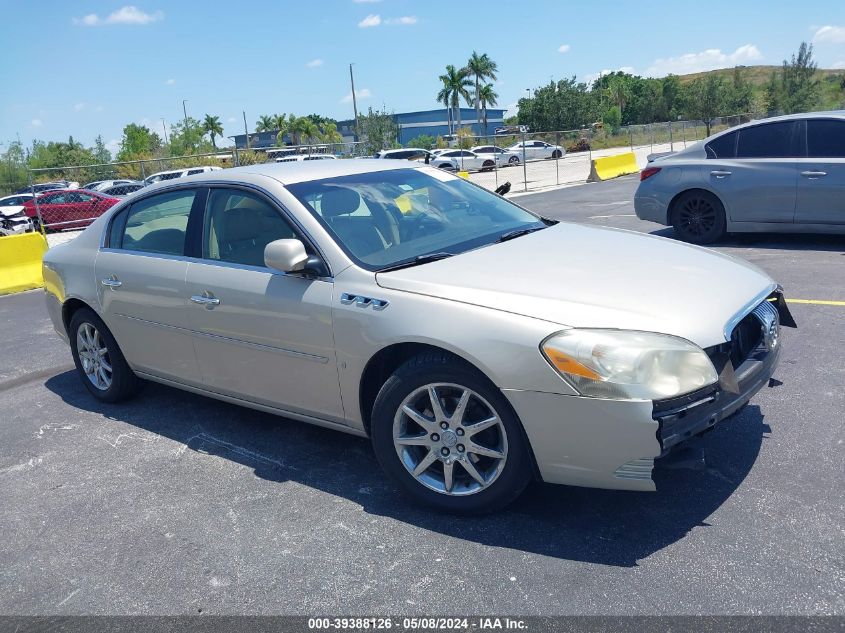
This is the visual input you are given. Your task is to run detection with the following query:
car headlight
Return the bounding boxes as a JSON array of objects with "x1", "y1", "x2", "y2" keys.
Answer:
[{"x1": 541, "y1": 329, "x2": 718, "y2": 401}]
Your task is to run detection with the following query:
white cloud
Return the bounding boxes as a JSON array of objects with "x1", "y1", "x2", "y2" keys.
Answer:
[
  {"x1": 358, "y1": 14, "x2": 381, "y2": 28},
  {"x1": 73, "y1": 6, "x2": 164, "y2": 26},
  {"x1": 558, "y1": 44, "x2": 571, "y2": 53},
  {"x1": 227, "y1": 117, "x2": 237, "y2": 123},
  {"x1": 31, "y1": 119, "x2": 43, "y2": 128},
  {"x1": 353, "y1": 0, "x2": 381, "y2": 3},
  {"x1": 643, "y1": 44, "x2": 762, "y2": 77},
  {"x1": 341, "y1": 88, "x2": 372, "y2": 103},
  {"x1": 504, "y1": 102, "x2": 518, "y2": 114},
  {"x1": 105, "y1": 138, "x2": 121, "y2": 154},
  {"x1": 385, "y1": 16, "x2": 417, "y2": 25},
  {"x1": 306, "y1": 58, "x2": 324, "y2": 68},
  {"x1": 74, "y1": 102, "x2": 85, "y2": 112},
  {"x1": 95, "y1": 105, "x2": 104, "y2": 112},
  {"x1": 165, "y1": 78, "x2": 176, "y2": 85},
  {"x1": 834, "y1": 60, "x2": 845, "y2": 69},
  {"x1": 813, "y1": 25, "x2": 845, "y2": 44}
]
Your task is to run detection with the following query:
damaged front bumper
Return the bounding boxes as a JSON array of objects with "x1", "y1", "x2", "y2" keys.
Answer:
[{"x1": 506, "y1": 293, "x2": 793, "y2": 492}]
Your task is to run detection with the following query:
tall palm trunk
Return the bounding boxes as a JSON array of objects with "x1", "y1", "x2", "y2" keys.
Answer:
[{"x1": 475, "y1": 76, "x2": 480, "y2": 139}]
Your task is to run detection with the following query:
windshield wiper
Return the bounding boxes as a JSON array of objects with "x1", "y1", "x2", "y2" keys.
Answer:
[
  {"x1": 376, "y1": 252, "x2": 454, "y2": 273},
  {"x1": 496, "y1": 226, "x2": 547, "y2": 243}
]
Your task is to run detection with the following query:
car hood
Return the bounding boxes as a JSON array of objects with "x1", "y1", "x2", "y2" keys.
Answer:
[
  {"x1": 0, "y1": 205, "x2": 26, "y2": 217},
  {"x1": 375, "y1": 223, "x2": 775, "y2": 348}
]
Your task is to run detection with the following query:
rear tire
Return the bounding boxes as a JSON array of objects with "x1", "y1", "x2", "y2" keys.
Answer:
[
  {"x1": 551, "y1": 149, "x2": 563, "y2": 159},
  {"x1": 508, "y1": 156, "x2": 520, "y2": 165},
  {"x1": 69, "y1": 307, "x2": 142, "y2": 403},
  {"x1": 671, "y1": 190, "x2": 727, "y2": 244},
  {"x1": 371, "y1": 352, "x2": 533, "y2": 514}
]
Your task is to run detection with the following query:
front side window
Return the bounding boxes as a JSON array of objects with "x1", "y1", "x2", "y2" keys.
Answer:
[
  {"x1": 203, "y1": 189, "x2": 296, "y2": 267},
  {"x1": 736, "y1": 122, "x2": 798, "y2": 158},
  {"x1": 807, "y1": 119, "x2": 845, "y2": 158},
  {"x1": 119, "y1": 189, "x2": 196, "y2": 255},
  {"x1": 287, "y1": 167, "x2": 546, "y2": 269}
]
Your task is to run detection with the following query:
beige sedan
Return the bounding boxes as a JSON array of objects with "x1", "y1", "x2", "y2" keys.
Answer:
[{"x1": 42, "y1": 160, "x2": 790, "y2": 513}]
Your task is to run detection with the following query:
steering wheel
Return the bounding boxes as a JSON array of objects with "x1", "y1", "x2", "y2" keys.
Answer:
[{"x1": 403, "y1": 212, "x2": 443, "y2": 240}]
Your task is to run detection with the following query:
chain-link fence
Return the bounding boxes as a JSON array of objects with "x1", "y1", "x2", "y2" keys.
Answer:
[{"x1": 19, "y1": 112, "x2": 764, "y2": 233}]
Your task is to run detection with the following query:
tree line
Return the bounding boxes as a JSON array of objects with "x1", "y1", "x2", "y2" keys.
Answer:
[{"x1": 516, "y1": 42, "x2": 842, "y2": 136}]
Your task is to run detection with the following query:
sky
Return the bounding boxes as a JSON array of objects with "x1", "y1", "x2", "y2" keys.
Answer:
[{"x1": 2, "y1": 0, "x2": 844, "y2": 153}]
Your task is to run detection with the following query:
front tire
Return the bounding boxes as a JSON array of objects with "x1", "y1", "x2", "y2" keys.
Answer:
[
  {"x1": 671, "y1": 190, "x2": 727, "y2": 244},
  {"x1": 69, "y1": 308, "x2": 141, "y2": 402},
  {"x1": 551, "y1": 149, "x2": 563, "y2": 159},
  {"x1": 371, "y1": 352, "x2": 533, "y2": 514}
]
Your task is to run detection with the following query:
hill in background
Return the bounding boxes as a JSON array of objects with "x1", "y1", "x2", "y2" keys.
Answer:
[{"x1": 679, "y1": 65, "x2": 845, "y2": 111}]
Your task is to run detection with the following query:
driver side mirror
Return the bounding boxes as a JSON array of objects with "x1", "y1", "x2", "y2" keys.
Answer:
[{"x1": 264, "y1": 238, "x2": 327, "y2": 276}]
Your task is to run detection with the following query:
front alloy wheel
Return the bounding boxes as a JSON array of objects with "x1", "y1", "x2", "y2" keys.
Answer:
[
  {"x1": 394, "y1": 383, "x2": 508, "y2": 495},
  {"x1": 371, "y1": 352, "x2": 532, "y2": 513}
]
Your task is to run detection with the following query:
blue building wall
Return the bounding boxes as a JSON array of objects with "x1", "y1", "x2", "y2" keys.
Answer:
[
  {"x1": 231, "y1": 108, "x2": 506, "y2": 149},
  {"x1": 396, "y1": 108, "x2": 505, "y2": 145}
]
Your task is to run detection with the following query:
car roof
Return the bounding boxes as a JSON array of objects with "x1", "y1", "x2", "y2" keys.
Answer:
[
  {"x1": 137, "y1": 159, "x2": 421, "y2": 192},
  {"x1": 707, "y1": 110, "x2": 845, "y2": 141}
]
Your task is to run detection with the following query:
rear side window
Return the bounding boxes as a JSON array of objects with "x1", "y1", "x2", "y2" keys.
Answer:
[
  {"x1": 705, "y1": 131, "x2": 737, "y2": 158},
  {"x1": 807, "y1": 119, "x2": 845, "y2": 158},
  {"x1": 119, "y1": 189, "x2": 196, "y2": 255},
  {"x1": 186, "y1": 169, "x2": 205, "y2": 175},
  {"x1": 736, "y1": 122, "x2": 798, "y2": 158}
]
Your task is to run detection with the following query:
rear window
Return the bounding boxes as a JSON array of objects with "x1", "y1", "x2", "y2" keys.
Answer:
[
  {"x1": 705, "y1": 131, "x2": 737, "y2": 158},
  {"x1": 736, "y1": 122, "x2": 798, "y2": 158},
  {"x1": 807, "y1": 119, "x2": 845, "y2": 158}
]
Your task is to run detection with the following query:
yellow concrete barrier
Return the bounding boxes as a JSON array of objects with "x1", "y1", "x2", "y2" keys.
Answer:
[
  {"x1": 587, "y1": 151, "x2": 639, "y2": 182},
  {"x1": 457, "y1": 171, "x2": 470, "y2": 180},
  {"x1": 0, "y1": 232, "x2": 49, "y2": 296}
]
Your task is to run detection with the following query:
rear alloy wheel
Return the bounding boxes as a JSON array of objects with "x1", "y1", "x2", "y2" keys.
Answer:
[
  {"x1": 371, "y1": 353, "x2": 532, "y2": 513},
  {"x1": 672, "y1": 190, "x2": 726, "y2": 244},
  {"x1": 508, "y1": 155, "x2": 520, "y2": 165},
  {"x1": 69, "y1": 308, "x2": 141, "y2": 402}
]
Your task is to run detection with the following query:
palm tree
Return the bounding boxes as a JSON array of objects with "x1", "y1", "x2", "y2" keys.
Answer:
[
  {"x1": 272, "y1": 114, "x2": 290, "y2": 144},
  {"x1": 438, "y1": 64, "x2": 473, "y2": 135},
  {"x1": 436, "y1": 81, "x2": 453, "y2": 135},
  {"x1": 464, "y1": 52, "x2": 498, "y2": 137},
  {"x1": 255, "y1": 115, "x2": 274, "y2": 132},
  {"x1": 202, "y1": 114, "x2": 223, "y2": 149},
  {"x1": 604, "y1": 77, "x2": 630, "y2": 115},
  {"x1": 321, "y1": 121, "x2": 343, "y2": 145},
  {"x1": 476, "y1": 83, "x2": 499, "y2": 137}
]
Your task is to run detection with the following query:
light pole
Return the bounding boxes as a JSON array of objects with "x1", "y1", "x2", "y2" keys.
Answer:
[
  {"x1": 243, "y1": 111, "x2": 250, "y2": 150},
  {"x1": 161, "y1": 118, "x2": 169, "y2": 145},
  {"x1": 182, "y1": 99, "x2": 190, "y2": 153},
  {"x1": 349, "y1": 63, "x2": 360, "y2": 141}
]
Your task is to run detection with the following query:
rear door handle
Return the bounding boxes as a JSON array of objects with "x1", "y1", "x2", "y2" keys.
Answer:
[
  {"x1": 800, "y1": 170, "x2": 827, "y2": 178},
  {"x1": 100, "y1": 276, "x2": 122, "y2": 289},
  {"x1": 190, "y1": 292, "x2": 220, "y2": 308},
  {"x1": 710, "y1": 170, "x2": 732, "y2": 178}
]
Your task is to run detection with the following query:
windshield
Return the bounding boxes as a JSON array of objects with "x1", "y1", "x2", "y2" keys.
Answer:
[{"x1": 286, "y1": 167, "x2": 546, "y2": 270}]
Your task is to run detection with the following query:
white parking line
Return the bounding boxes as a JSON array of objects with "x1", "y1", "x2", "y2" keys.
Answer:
[{"x1": 588, "y1": 214, "x2": 637, "y2": 219}]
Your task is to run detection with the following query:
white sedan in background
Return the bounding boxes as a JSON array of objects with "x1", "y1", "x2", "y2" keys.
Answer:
[
  {"x1": 507, "y1": 140, "x2": 566, "y2": 161},
  {"x1": 430, "y1": 149, "x2": 497, "y2": 172},
  {"x1": 471, "y1": 145, "x2": 522, "y2": 167}
]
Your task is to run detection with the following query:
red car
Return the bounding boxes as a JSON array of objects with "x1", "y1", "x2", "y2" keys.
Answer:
[{"x1": 23, "y1": 189, "x2": 120, "y2": 231}]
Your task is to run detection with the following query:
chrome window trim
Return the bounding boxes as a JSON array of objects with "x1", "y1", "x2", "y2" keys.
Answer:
[{"x1": 722, "y1": 283, "x2": 778, "y2": 341}]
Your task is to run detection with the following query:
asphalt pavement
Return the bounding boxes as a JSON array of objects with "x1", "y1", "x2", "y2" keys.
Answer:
[{"x1": 0, "y1": 177, "x2": 842, "y2": 616}]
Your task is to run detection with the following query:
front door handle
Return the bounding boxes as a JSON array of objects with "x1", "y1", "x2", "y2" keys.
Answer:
[
  {"x1": 190, "y1": 292, "x2": 220, "y2": 309},
  {"x1": 710, "y1": 170, "x2": 732, "y2": 178},
  {"x1": 800, "y1": 170, "x2": 827, "y2": 178},
  {"x1": 100, "y1": 275, "x2": 122, "y2": 289}
]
